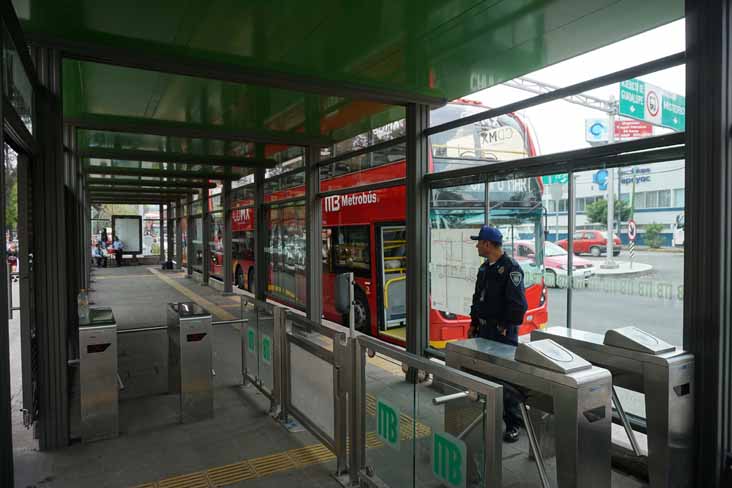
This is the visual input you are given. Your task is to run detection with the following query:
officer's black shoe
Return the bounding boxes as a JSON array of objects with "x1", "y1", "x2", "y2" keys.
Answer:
[{"x1": 503, "y1": 425, "x2": 520, "y2": 443}]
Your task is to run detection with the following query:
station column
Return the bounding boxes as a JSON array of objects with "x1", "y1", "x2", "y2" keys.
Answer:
[{"x1": 222, "y1": 179, "x2": 233, "y2": 294}]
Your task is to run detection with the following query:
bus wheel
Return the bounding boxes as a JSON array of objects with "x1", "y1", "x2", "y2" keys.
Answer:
[
  {"x1": 248, "y1": 268, "x2": 255, "y2": 294},
  {"x1": 235, "y1": 266, "x2": 244, "y2": 289},
  {"x1": 353, "y1": 289, "x2": 370, "y2": 333}
]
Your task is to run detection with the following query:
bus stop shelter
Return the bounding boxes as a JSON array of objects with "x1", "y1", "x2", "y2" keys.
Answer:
[{"x1": 0, "y1": 1, "x2": 731, "y2": 486}]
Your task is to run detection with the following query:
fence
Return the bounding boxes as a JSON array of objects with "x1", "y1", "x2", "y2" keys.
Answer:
[{"x1": 240, "y1": 293, "x2": 504, "y2": 487}]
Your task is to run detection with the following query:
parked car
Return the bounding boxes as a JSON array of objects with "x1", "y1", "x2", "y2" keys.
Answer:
[
  {"x1": 556, "y1": 230, "x2": 621, "y2": 257},
  {"x1": 506, "y1": 240, "x2": 595, "y2": 288}
]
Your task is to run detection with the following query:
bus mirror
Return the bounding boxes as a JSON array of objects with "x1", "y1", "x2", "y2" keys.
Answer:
[{"x1": 334, "y1": 273, "x2": 350, "y2": 315}]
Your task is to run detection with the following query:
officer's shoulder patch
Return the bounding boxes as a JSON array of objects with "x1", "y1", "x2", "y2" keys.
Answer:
[{"x1": 510, "y1": 271, "x2": 522, "y2": 287}]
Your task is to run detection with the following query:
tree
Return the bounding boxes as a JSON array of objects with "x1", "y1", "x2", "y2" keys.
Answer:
[
  {"x1": 5, "y1": 179, "x2": 17, "y2": 233},
  {"x1": 585, "y1": 198, "x2": 631, "y2": 226},
  {"x1": 643, "y1": 223, "x2": 665, "y2": 248}
]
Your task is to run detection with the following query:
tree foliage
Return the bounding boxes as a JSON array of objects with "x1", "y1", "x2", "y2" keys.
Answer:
[
  {"x1": 5, "y1": 179, "x2": 17, "y2": 232},
  {"x1": 644, "y1": 223, "x2": 665, "y2": 248},
  {"x1": 585, "y1": 198, "x2": 632, "y2": 225}
]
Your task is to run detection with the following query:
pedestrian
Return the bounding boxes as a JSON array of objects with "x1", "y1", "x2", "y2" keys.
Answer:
[
  {"x1": 112, "y1": 235, "x2": 124, "y2": 266},
  {"x1": 469, "y1": 225, "x2": 528, "y2": 443},
  {"x1": 93, "y1": 242, "x2": 108, "y2": 268},
  {"x1": 100, "y1": 228, "x2": 108, "y2": 246}
]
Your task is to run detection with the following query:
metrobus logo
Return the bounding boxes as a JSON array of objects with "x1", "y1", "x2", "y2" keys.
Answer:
[
  {"x1": 432, "y1": 431, "x2": 467, "y2": 488},
  {"x1": 376, "y1": 398, "x2": 400, "y2": 450},
  {"x1": 324, "y1": 192, "x2": 378, "y2": 213}
]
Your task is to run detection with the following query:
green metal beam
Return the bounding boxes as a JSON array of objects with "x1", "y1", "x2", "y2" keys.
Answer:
[
  {"x1": 89, "y1": 187, "x2": 194, "y2": 195},
  {"x1": 87, "y1": 177, "x2": 216, "y2": 189},
  {"x1": 78, "y1": 147, "x2": 276, "y2": 168},
  {"x1": 68, "y1": 113, "x2": 333, "y2": 147},
  {"x1": 84, "y1": 165, "x2": 242, "y2": 180}
]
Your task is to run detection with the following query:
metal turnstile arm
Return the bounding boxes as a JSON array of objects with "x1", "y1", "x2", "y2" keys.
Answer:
[
  {"x1": 519, "y1": 403, "x2": 552, "y2": 488},
  {"x1": 611, "y1": 386, "x2": 643, "y2": 457}
]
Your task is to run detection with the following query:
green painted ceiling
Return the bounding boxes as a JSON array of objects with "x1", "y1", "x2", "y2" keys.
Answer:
[{"x1": 15, "y1": 0, "x2": 683, "y2": 154}]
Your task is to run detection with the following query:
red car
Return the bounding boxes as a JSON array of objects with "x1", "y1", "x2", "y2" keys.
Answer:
[
  {"x1": 556, "y1": 230, "x2": 621, "y2": 257},
  {"x1": 506, "y1": 240, "x2": 595, "y2": 288}
]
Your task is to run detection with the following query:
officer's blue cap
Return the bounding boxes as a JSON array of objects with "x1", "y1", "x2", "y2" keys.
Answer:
[{"x1": 470, "y1": 225, "x2": 503, "y2": 244}]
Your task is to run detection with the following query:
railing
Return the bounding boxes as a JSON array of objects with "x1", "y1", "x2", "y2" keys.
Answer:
[{"x1": 238, "y1": 292, "x2": 504, "y2": 487}]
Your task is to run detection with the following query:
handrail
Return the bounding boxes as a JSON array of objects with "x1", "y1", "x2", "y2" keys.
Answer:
[
  {"x1": 383, "y1": 275, "x2": 406, "y2": 309},
  {"x1": 355, "y1": 334, "x2": 502, "y2": 397}
]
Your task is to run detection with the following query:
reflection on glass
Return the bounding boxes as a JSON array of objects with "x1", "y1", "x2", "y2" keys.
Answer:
[
  {"x1": 567, "y1": 161, "x2": 686, "y2": 417},
  {"x1": 429, "y1": 177, "x2": 550, "y2": 345},
  {"x1": 3, "y1": 25, "x2": 33, "y2": 133},
  {"x1": 208, "y1": 212, "x2": 224, "y2": 280},
  {"x1": 266, "y1": 203, "x2": 306, "y2": 307},
  {"x1": 142, "y1": 218, "x2": 161, "y2": 256},
  {"x1": 429, "y1": 103, "x2": 536, "y2": 174},
  {"x1": 180, "y1": 218, "x2": 188, "y2": 266},
  {"x1": 191, "y1": 216, "x2": 203, "y2": 272},
  {"x1": 232, "y1": 207, "x2": 255, "y2": 292}
]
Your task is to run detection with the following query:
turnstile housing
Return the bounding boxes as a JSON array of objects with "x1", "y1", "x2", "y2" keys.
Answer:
[
  {"x1": 532, "y1": 326, "x2": 694, "y2": 488},
  {"x1": 167, "y1": 302, "x2": 213, "y2": 423},
  {"x1": 447, "y1": 338, "x2": 613, "y2": 488},
  {"x1": 79, "y1": 307, "x2": 118, "y2": 442}
]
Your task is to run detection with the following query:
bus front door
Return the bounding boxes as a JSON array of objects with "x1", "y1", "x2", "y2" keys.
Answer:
[{"x1": 378, "y1": 225, "x2": 407, "y2": 341}]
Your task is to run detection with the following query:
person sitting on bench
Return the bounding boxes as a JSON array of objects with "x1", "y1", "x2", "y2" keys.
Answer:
[{"x1": 93, "y1": 242, "x2": 108, "y2": 268}]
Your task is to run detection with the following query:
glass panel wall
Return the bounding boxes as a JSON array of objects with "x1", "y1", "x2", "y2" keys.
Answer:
[
  {"x1": 265, "y1": 202, "x2": 306, "y2": 307},
  {"x1": 232, "y1": 175, "x2": 255, "y2": 292},
  {"x1": 3, "y1": 22, "x2": 33, "y2": 133},
  {"x1": 208, "y1": 211, "x2": 224, "y2": 281},
  {"x1": 423, "y1": 20, "x2": 686, "y2": 441}
]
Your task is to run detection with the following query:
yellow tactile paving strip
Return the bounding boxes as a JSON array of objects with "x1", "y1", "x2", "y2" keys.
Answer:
[
  {"x1": 207, "y1": 461, "x2": 257, "y2": 486},
  {"x1": 129, "y1": 393, "x2": 433, "y2": 488},
  {"x1": 148, "y1": 267, "x2": 236, "y2": 321},
  {"x1": 94, "y1": 274, "x2": 157, "y2": 280}
]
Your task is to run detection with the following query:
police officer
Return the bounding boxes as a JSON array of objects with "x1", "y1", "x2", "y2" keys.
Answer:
[{"x1": 469, "y1": 225, "x2": 528, "y2": 442}]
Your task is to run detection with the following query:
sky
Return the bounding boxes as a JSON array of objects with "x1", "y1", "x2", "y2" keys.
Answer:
[{"x1": 469, "y1": 19, "x2": 686, "y2": 157}]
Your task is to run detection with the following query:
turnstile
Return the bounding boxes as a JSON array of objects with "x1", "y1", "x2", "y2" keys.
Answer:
[
  {"x1": 167, "y1": 302, "x2": 213, "y2": 423},
  {"x1": 532, "y1": 326, "x2": 694, "y2": 488},
  {"x1": 447, "y1": 338, "x2": 612, "y2": 488},
  {"x1": 79, "y1": 307, "x2": 118, "y2": 442}
]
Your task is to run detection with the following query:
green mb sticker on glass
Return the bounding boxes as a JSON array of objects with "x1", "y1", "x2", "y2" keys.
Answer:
[
  {"x1": 432, "y1": 431, "x2": 467, "y2": 488},
  {"x1": 247, "y1": 327, "x2": 256, "y2": 353},
  {"x1": 376, "y1": 398, "x2": 400, "y2": 451},
  {"x1": 261, "y1": 335, "x2": 272, "y2": 364}
]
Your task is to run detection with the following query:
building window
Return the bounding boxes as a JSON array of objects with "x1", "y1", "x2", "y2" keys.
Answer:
[
  {"x1": 635, "y1": 192, "x2": 646, "y2": 209},
  {"x1": 658, "y1": 190, "x2": 672, "y2": 208}
]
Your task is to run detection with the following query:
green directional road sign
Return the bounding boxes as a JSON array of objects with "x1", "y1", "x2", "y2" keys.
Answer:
[
  {"x1": 261, "y1": 334, "x2": 272, "y2": 364},
  {"x1": 619, "y1": 79, "x2": 685, "y2": 131},
  {"x1": 542, "y1": 173, "x2": 568, "y2": 185},
  {"x1": 376, "y1": 398, "x2": 400, "y2": 451},
  {"x1": 432, "y1": 431, "x2": 467, "y2": 488}
]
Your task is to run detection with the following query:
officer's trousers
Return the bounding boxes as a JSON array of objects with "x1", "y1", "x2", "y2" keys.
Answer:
[{"x1": 477, "y1": 324, "x2": 523, "y2": 430}]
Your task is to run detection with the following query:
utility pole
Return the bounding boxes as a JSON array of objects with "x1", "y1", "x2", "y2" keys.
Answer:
[{"x1": 602, "y1": 97, "x2": 619, "y2": 269}]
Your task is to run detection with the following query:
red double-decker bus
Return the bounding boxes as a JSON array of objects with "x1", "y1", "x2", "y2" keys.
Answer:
[{"x1": 210, "y1": 101, "x2": 548, "y2": 348}]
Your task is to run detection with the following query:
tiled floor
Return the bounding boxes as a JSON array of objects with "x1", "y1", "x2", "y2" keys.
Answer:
[{"x1": 11, "y1": 265, "x2": 650, "y2": 487}]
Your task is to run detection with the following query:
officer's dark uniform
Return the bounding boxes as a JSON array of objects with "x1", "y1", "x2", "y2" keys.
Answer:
[
  {"x1": 470, "y1": 252, "x2": 528, "y2": 346},
  {"x1": 470, "y1": 250, "x2": 528, "y2": 437}
]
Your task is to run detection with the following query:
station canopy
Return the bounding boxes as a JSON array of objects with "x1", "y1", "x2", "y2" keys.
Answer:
[{"x1": 14, "y1": 0, "x2": 683, "y2": 201}]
